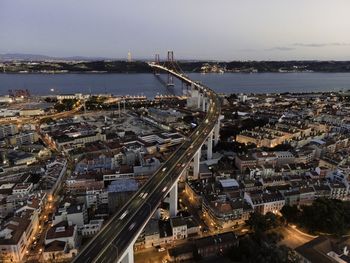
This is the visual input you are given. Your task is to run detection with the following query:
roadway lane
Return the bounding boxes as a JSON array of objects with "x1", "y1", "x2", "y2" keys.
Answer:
[{"x1": 73, "y1": 65, "x2": 221, "y2": 263}]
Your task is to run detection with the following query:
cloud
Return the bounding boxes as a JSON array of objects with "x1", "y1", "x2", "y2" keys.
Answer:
[
  {"x1": 293, "y1": 42, "x2": 350, "y2": 47},
  {"x1": 265, "y1": 46, "x2": 295, "y2": 51}
]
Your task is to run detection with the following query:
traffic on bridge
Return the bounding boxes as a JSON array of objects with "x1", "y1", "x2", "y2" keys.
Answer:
[{"x1": 72, "y1": 62, "x2": 221, "y2": 263}]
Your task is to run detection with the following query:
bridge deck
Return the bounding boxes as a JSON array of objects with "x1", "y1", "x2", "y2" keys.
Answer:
[{"x1": 72, "y1": 64, "x2": 221, "y2": 263}]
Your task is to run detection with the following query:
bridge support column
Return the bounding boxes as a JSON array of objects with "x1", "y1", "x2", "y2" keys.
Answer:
[
  {"x1": 214, "y1": 120, "x2": 220, "y2": 146},
  {"x1": 119, "y1": 245, "x2": 134, "y2": 263},
  {"x1": 169, "y1": 182, "x2": 178, "y2": 217},
  {"x1": 197, "y1": 93, "x2": 201, "y2": 109},
  {"x1": 207, "y1": 132, "x2": 213, "y2": 160},
  {"x1": 155, "y1": 208, "x2": 161, "y2": 219},
  {"x1": 202, "y1": 98, "x2": 206, "y2": 112},
  {"x1": 193, "y1": 150, "x2": 200, "y2": 179},
  {"x1": 180, "y1": 168, "x2": 188, "y2": 181}
]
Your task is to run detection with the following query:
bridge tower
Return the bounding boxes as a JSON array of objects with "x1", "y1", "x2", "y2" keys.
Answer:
[
  {"x1": 155, "y1": 53, "x2": 160, "y2": 64},
  {"x1": 154, "y1": 54, "x2": 160, "y2": 76},
  {"x1": 166, "y1": 51, "x2": 175, "y2": 87}
]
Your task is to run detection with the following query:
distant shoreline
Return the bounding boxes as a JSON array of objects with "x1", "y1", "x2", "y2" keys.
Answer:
[
  {"x1": 2, "y1": 60, "x2": 350, "y2": 74},
  {"x1": 2, "y1": 71, "x2": 350, "y2": 74}
]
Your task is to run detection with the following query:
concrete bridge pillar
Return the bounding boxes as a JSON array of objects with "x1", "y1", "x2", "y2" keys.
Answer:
[
  {"x1": 119, "y1": 245, "x2": 134, "y2": 263},
  {"x1": 214, "y1": 120, "x2": 220, "y2": 146},
  {"x1": 193, "y1": 149, "x2": 200, "y2": 179},
  {"x1": 207, "y1": 132, "x2": 213, "y2": 160},
  {"x1": 202, "y1": 98, "x2": 206, "y2": 112},
  {"x1": 169, "y1": 182, "x2": 178, "y2": 217},
  {"x1": 197, "y1": 93, "x2": 202, "y2": 109},
  {"x1": 155, "y1": 208, "x2": 161, "y2": 219}
]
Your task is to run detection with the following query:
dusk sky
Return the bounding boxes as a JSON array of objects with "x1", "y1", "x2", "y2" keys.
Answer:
[{"x1": 1, "y1": 0, "x2": 350, "y2": 60}]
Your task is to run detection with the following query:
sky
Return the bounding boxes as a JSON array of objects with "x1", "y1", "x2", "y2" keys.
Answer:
[{"x1": 1, "y1": 0, "x2": 350, "y2": 60}]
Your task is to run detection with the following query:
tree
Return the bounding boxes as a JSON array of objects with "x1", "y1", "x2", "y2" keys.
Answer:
[
  {"x1": 228, "y1": 211, "x2": 296, "y2": 262},
  {"x1": 265, "y1": 212, "x2": 282, "y2": 229},
  {"x1": 300, "y1": 198, "x2": 348, "y2": 235},
  {"x1": 246, "y1": 212, "x2": 269, "y2": 233},
  {"x1": 281, "y1": 205, "x2": 300, "y2": 224},
  {"x1": 246, "y1": 212, "x2": 281, "y2": 233},
  {"x1": 228, "y1": 232, "x2": 296, "y2": 263},
  {"x1": 54, "y1": 98, "x2": 78, "y2": 112},
  {"x1": 281, "y1": 198, "x2": 350, "y2": 236}
]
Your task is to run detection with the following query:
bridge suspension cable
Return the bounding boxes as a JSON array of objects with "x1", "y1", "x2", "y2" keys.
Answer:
[{"x1": 153, "y1": 51, "x2": 187, "y2": 86}]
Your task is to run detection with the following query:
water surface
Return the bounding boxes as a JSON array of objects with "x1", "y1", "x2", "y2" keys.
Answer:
[{"x1": 0, "y1": 72, "x2": 349, "y2": 97}]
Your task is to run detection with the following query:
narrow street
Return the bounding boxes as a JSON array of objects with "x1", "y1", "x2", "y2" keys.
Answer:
[
  {"x1": 25, "y1": 168, "x2": 71, "y2": 262},
  {"x1": 25, "y1": 199, "x2": 56, "y2": 262},
  {"x1": 278, "y1": 225, "x2": 316, "y2": 249}
]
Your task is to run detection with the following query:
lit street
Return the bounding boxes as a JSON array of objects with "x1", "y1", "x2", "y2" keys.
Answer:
[{"x1": 278, "y1": 225, "x2": 317, "y2": 249}]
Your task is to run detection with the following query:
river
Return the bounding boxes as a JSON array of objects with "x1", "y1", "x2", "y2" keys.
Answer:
[{"x1": 0, "y1": 72, "x2": 349, "y2": 97}]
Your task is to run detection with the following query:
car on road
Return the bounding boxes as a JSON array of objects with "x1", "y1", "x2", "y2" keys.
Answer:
[
  {"x1": 119, "y1": 210, "x2": 128, "y2": 220},
  {"x1": 128, "y1": 222, "x2": 136, "y2": 230},
  {"x1": 157, "y1": 246, "x2": 166, "y2": 252}
]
